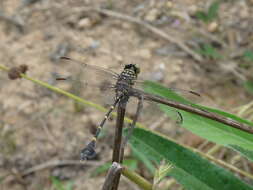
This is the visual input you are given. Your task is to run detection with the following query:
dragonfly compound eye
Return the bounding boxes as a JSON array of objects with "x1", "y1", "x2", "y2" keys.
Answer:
[
  {"x1": 134, "y1": 64, "x2": 140, "y2": 74},
  {"x1": 124, "y1": 64, "x2": 140, "y2": 74}
]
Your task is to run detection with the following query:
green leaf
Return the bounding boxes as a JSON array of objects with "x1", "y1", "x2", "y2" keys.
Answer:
[
  {"x1": 195, "y1": 44, "x2": 223, "y2": 59},
  {"x1": 123, "y1": 159, "x2": 138, "y2": 171},
  {"x1": 244, "y1": 81, "x2": 253, "y2": 95},
  {"x1": 143, "y1": 81, "x2": 253, "y2": 160},
  {"x1": 153, "y1": 161, "x2": 173, "y2": 185},
  {"x1": 50, "y1": 177, "x2": 74, "y2": 190},
  {"x1": 229, "y1": 145, "x2": 253, "y2": 162},
  {"x1": 170, "y1": 167, "x2": 213, "y2": 190},
  {"x1": 195, "y1": 11, "x2": 209, "y2": 23},
  {"x1": 90, "y1": 162, "x2": 112, "y2": 177},
  {"x1": 50, "y1": 176, "x2": 65, "y2": 190},
  {"x1": 131, "y1": 145, "x2": 156, "y2": 174},
  {"x1": 243, "y1": 51, "x2": 253, "y2": 62},
  {"x1": 129, "y1": 127, "x2": 253, "y2": 190},
  {"x1": 207, "y1": 1, "x2": 220, "y2": 21},
  {"x1": 195, "y1": 1, "x2": 220, "y2": 23}
]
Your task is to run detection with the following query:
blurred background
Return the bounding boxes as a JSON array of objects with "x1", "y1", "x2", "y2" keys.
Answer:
[{"x1": 0, "y1": 0, "x2": 253, "y2": 189}]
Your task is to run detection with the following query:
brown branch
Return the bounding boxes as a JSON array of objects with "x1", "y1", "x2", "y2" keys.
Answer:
[
  {"x1": 21, "y1": 159, "x2": 102, "y2": 176},
  {"x1": 140, "y1": 91, "x2": 253, "y2": 134},
  {"x1": 102, "y1": 162, "x2": 123, "y2": 190},
  {"x1": 110, "y1": 103, "x2": 126, "y2": 190}
]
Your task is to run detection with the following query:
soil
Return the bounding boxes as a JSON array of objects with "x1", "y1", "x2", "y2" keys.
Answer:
[{"x1": 0, "y1": 0, "x2": 253, "y2": 189}]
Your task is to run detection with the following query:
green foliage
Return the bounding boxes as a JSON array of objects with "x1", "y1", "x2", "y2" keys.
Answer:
[
  {"x1": 2, "y1": 58, "x2": 252, "y2": 189},
  {"x1": 90, "y1": 162, "x2": 112, "y2": 177},
  {"x1": 123, "y1": 159, "x2": 139, "y2": 171},
  {"x1": 129, "y1": 127, "x2": 253, "y2": 190},
  {"x1": 195, "y1": 1, "x2": 220, "y2": 23},
  {"x1": 153, "y1": 161, "x2": 173, "y2": 185},
  {"x1": 131, "y1": 145, "x2": 156, "y2": 174},
  {"x1": 195, "y1": 43, "x2": 223, "y2": 59},
  {"x1": 244, "y1": 80, "x2": 253, "y2": 95},
  {"x1": 50, "y1": 176, "x2": 74, "y2": 190},
  {"x1": 230, "y1": 145, "x2": 253, "y2": 162},
  {"x1": 243, "y1": 51, "x2": 253, "y2": 62},
  {"x1": 143, "y1": 81, "x2": 253, "y2": 161}
]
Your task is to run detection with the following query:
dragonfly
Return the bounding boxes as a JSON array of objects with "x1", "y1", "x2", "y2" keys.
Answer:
[{"x1": 56, "y1": 57, "x2": 202, "y2": 161}]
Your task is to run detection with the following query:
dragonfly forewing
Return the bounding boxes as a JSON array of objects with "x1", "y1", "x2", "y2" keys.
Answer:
[{"x1": 54, "y1": 57, "x2": 119, "y2": 105}]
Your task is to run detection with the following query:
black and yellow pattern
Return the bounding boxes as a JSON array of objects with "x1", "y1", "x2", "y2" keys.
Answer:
[{"x1": 80, "y1": 64, "x2": 140, "y2": 161}]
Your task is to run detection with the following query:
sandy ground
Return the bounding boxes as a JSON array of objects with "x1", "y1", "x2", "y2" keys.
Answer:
[{"x1": 0, "y1": 0, "x2": 253, "y2": 189}]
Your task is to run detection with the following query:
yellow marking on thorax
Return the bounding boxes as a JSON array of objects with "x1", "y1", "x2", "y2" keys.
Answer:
[{"x1": 92, "y1": 137, "x2": 97, "y2": 141}]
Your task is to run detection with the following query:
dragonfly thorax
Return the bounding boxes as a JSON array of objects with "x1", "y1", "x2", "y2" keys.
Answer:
[
  {"x1": 115, "y1": 65, "x2": 140, "y2": 99},
  {"x1": 119, "y1": 64, "x2": 139, "y2": 85}
]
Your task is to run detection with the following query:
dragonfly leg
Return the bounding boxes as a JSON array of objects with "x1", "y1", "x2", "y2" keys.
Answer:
[
  {"x1": 176, "y1": 111, "x2": 183, "y2": 124},
  {"x1": 80, "y1": 97, "x2": 120, "y2": 161},
  {"x1": 122, "y1": 96, "x2": 143, "y2": 149}
]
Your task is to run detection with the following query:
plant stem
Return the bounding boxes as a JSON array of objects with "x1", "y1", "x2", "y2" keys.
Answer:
[
  {"x1": 0, "y1": 64, "x2": 145, "y2": 129},
  {"x1": 121, "y1": 166, "x2": 154, "y2": 190},
  {"x1": 111, "y1": 103, "x2": 126, "y2": 190}
]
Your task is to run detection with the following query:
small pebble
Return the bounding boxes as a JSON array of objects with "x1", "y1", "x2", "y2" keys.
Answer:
[
  {"x1": 78, "y1": 18, "x2": 93, "y2": 29},
  {"x1": 145, "y1": 9, "x2": 159, "y2": 22},
  {"x1": 166, "y1": 1, "x2": 173, "y2": 8},
  {"x1": 207, "y1": 21, "x2": 218, "y2": 32}
]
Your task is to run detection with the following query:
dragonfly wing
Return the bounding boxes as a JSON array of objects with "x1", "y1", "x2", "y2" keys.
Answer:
[
  {"x1": 128, "y1": 88, "x2": 184, "y2": 124},
  {"x1": 53, "y1": 57, "x2": 118, "y2": 105},
  {"x1": 133, "y1": 80, "x2": 201, "y2": 103},
  {"x1": 60, "y1": 57, "x2": 119, "y2": 77}
]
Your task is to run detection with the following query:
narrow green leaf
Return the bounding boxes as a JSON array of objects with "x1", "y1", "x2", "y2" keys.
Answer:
[
  {"x1": 229, "y1": 145, "x2": 253, "y2": 162},
  {"x1": 195, "y1": 1, "x2": 220, "y2": 23},
  {"x1": 243, "y1": 51, "x2": 253, "y2": 62},
  {"x1": 207, "y1": 1, "x2": 220, "y2": 21},
  {"x1": 204, "y1": 44, "x2": 223, "y2": 59},
  {"x1": 170, "y1": 167, "x2": 213, "y2": 190},
  {"x1": 195, "y1": 11, "x2": 209, "y2": 23},
  {"x1": 50, "y1": 176, "x2": 65, "y2": 190},
  {"x1": 143, "y1": 81, "x2": 253, "y2": 161},
  {"x1": 244, "y1": 81, "x2": 253, "y2": 95},
  {"x1": 196, "y1": 44, "x2": 223, "y2": 59},
  {"x1": 129, "y1": 127, "x2": 253, "y2": 190},
  {"x1": 131, "y1": 145, "x2": 156, "y2": 174}
]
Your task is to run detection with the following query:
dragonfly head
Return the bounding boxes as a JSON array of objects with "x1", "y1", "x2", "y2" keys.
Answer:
[{"x1": 124, "y1": 64, "x2": 140, "y2": 76}]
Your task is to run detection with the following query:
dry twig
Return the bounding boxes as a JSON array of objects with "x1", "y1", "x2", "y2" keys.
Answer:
[
  {"x1": 21, "y1": 159, "x2": 102, "y2": 176},
  {"x1": 102, "y1": 162, "x2": 122, "y2": 190}
]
